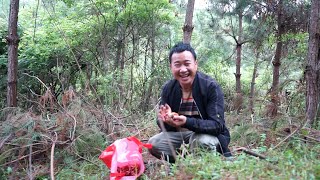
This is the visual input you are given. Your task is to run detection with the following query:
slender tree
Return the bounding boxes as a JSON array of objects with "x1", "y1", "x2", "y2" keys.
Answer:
[
  {"x1": 142, "y1": 12, "x2": 156, "y2": 112},
  {"x1": 208, "y1": 0, "x2": 263, "y2": 113},
  {"x1": 183, "y1": 0, "x2": 195, "y2": 44},
  {"x1": 305, "y1": 0, "x2": 320, "y2": 127},
  {"x1": 234, "y1": 5, "x2": 244, "y2": 113},
  {"x1": 6, "y1": 0, "x2": 20, "y2": 107},
  {"x1": 249, "y1": 51, "x2": 260, "y2": 115},
  {"x1": 267, "y1": 0, "x2": 285, "y2": 118},
  {"x1": 265, "y1": 0, "x2": 309, "y2": 118}
]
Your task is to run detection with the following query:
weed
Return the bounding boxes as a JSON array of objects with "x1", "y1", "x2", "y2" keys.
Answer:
[{"x1": 1, "y1": 95, "x2": 320, "y2": 179}]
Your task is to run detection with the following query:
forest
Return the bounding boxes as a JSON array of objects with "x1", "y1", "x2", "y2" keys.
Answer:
[{"x1": 0, "y1": 0, "x2": 320, "y2": 179}]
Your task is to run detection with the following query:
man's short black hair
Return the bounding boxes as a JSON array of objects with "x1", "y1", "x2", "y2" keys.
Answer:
[{"x1": 169, "y1": 42, "x2": 197, "y2": 63}]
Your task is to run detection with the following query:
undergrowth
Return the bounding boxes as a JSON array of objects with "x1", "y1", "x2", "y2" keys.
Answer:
[
  {"x1": 0, "y1": 89, "x2": 157, "y2": 179},
  {"x1": 0, "y1": 93, "x2": 320, "y2": 179},
  {"x1": 171, "y1": 141, "x2": 320, "y2": 180}
]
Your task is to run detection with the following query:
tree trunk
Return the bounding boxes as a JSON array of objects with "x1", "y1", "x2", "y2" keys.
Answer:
[
  {"x1": 101, "y1": 33, "x2": 109, "y2": 72},
  {"x1": 268, "y1": 0, "x2": 284, "y2": 118},
  {"x1": 115, "y1": 35, "x2": 123, "y2": 70},
  {"x1": 129, "y1": 32, "x2": 136, "y2": 108},
  {"x1": 305, "y1": 0, "x2": 320, "y2": 127},
  {"x1": 141, "y1": 37, "x2": 150, "y2": 111},
  {"x1": 143, "y1": 19, "x2": 156, "y2": 112},
  {"x1": 235, "y1": 13, "x2": 243, "y2": 94},
  {"x1": 249, "y1": 52, "x2": 260, "y2": 115},
  {"x1": 113, "y1": 0, "x2": 127, "y2": 108},
  {"x1": 6, "y1": 0, "x2": 20, "y2": 107},
  {"x1": 183, "y1": 0, "x2": 195, "y2": 44},
  {"x1": 114, "y1": 0, "x2": 126, "y2": 70},
  {"x1": 233, "y1": 12, "x2": 243, "y2": 113}
]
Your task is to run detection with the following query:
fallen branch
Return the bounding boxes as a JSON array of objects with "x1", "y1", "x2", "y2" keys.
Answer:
[
  {"x1": 299, "y1": 134, "x2": 320, "y2": 143},
  {"x1": 0, "y1": 133, "x2": 12, "y2": 150},
  {"x1": 276, "y1": 132, "x2": 312, "y2": 143},
  {"x1": 22, "y1": 73, "x2": 49, "y2": 89},
  {"x1": 28, "y1": 143, "x2": 33, "y2": 180},
  {"x1": 50, "y1": 132, "x2": 57, "y2": 180},
  {"x1": 0, "y1": 149, "x2": 48, "y2": 167},
  {"x1": 273, "y1": 126, "x2": 300, "y2": 150},
  {"x1": 233, "y1": 147, "x2": 267, "y2": 160},
  {"x1": 73, "y1": 151, "x2": 100, "y2": 167},
  {"x1": 66, "y1": 112, "x2": 77, "y2": 141}
]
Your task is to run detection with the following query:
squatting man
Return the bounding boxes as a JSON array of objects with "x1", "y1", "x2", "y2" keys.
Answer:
[{"x1": 148, "y1": 42, "x2": 232, "y2": 163}]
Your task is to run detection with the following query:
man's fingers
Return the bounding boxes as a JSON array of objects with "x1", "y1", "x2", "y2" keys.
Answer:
[{"x1": 164, "y1": 104, "x2": 171, "y2": 110}]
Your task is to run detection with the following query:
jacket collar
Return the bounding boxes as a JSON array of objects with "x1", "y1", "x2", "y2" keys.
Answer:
[{"x1": 171, "y1": 72, "x2": 201, "y2": 113}]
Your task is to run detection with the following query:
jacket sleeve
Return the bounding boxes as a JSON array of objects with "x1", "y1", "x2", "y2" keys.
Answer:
[
  {"x1": 182, "y1": 83, "x2": 226, "y2": 136},
  {"x1": 156, "y1": 82, "x2": 176, "y2": 132}
]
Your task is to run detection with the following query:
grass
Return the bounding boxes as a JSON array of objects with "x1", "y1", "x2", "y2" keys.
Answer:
[
  {"x1": 1, "y1": 101, "x2": 320, "y2": 179},
  {"x1": 172, "y1": 142, "x2": 320, "y2": 180},
  {"x1": 42, "y1": 125, "x2": 320, "y2": 179}
]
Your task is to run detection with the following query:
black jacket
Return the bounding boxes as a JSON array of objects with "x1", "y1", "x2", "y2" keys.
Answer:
[{"x1": 158, "y1": 71, "x2": 232, "y2": 157}]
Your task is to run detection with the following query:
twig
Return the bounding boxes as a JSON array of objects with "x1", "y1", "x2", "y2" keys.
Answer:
[
  {"x1": 1, "y1": 142, "x2": 48, "y2": 156},
  {"x1": 234, "y1": 147, "x2": 267, "y2": 160},
  {"x1": 299, "y1": 134, "x2": 320, "y2": 143},
  {"x1": 0, "y1": 133, "x2": 12, "y2": 150},
  {"x1": 275, "y1": 132, "x2": 312, "y2": 143},
  {"x1": 132, "y1": 125, "x2": 154, "y2": 137},
  {"x1": 65, "y1": 112, "x2": 77, "y2": 141},
  {"x1": 50, "y1": 132, "x2": 58, "y2": 180},
  {"x1": 251, "y1": 113, "x2": 254, "y2": 124},
  {"x1": 0, "y1": 149, "x2": 48, "y2": 167},
  {"x1": 158, "y1": 119, "x2": 177, "y2": 161},
  {"x1": 28, "y1": 143, "x2": 33, "y2": 180},
  {"x1": 73, "y1": 151, "x2": 100, "y2": 167},
  {"x1": 22, "y1": 73, "x2": 49, "y2": 89},
  {"x1": 272, "y1": 127, "x2": 300, "y2": 149}
]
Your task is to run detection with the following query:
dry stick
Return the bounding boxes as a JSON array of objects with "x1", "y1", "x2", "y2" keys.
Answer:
[
  {"x1": 133, "y1": 125, "x2": 154, "y2": 138},
  {"x1": 65, "y1": 112, "x2": 77, "y2": 141},
  {"x1": 50, "y1": 132, "x2": 58, "y2": 180},
  {"x1": 0, "y1": 149, "x2": 48, "y2": 167},
  {"x1": 157, "y1": 116, "x2": 177, "y2": 161},
  {"x1": 0, "y1": 133, "x2": 12, "y2": 150},
  {"x1": 272, "y1": 127, "x2": 300, "y2": 150},
  {"x1": 28, "y1": 143, "x2": 33, "y2": 180},
  {"x1": 2, "y1": 143, "x2": 21, "y2": 147},
  {"x1": 22, "y1": 73, "x2": 49, "y2": 89},
  {"x1": 22, "y1": 72, "x2": 54, "y2": 110},
  {"x1": 78, "y1": 93, "x2": 126, "y2": 135},
  {"x1": 1, "y1": 142, "x2": 47, "y2": 157},
  {"x1": 73, "y1": 151, "x2": 100, "y2": 167},
  {"x1": 234, "y1": 147, "x2": 267, "y2": 160},
  {"x1": 276, "y1": 132, "x2": 312, "y2": 143},
  {"x1": 299, "y1": 134, "x2": 320, "y2": 143},
  {"x1": 149, "y1": 102, "x2": 177, "y2": 162}
]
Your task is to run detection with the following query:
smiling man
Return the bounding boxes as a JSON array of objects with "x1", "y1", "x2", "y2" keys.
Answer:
[{"x1": 148, "y1": 42, "x2": 232, "y2": 163}]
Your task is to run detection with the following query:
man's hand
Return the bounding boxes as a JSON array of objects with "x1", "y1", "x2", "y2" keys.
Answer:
[
  {"x1": 158, "y1": 104, "x2": 186, "y2": 127},
  {"x1": 158, "y1": 104, "x2": 172, "y2": 120},
  {"x1": 167, "y1": 114, "x2": 187, "y2": 127}
]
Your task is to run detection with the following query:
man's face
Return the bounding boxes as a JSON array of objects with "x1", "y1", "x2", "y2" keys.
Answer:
[{"x1": 170, "y1": 50, "x2": 198, "y2": 89}]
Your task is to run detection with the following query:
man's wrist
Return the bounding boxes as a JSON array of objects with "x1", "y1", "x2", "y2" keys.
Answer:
[{"x1": 182, "y1": 117, "x2": 189, "y2": 128}]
